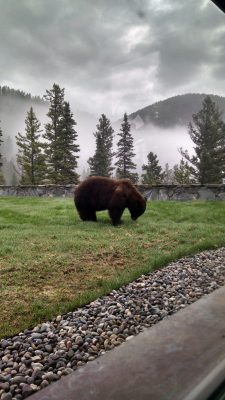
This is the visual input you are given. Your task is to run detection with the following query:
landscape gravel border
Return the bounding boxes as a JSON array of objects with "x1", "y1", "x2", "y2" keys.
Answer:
[{"x1": 0, "y1": 248, "x2": 225, "y2": 400}]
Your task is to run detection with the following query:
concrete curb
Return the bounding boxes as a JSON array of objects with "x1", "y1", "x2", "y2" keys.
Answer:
[{"x1": 30, "y1": 286, "x2": 225, "y2": 400}]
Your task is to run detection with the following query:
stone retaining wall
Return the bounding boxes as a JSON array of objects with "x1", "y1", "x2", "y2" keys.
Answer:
[
  {"x1": 1, "y1": 184, "x2": 225, "y2": 200},
  {"x1": 0, "y1": 185, "x2": 74, "y2": 198},
  {"x1": 138, "y1": 184, "x2": 225, "y2": 201}
]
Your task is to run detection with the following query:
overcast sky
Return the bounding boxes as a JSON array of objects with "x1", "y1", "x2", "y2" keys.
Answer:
[{"x1": 0, "y1": 0, "x2": 225, "y2": 119}]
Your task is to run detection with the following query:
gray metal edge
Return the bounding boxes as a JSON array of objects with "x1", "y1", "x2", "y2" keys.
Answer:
[{"x1": 30, "y1": 286, "x2": 225, "y2": 400}]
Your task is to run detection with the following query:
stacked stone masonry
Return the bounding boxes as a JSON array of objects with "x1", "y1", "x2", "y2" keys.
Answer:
[{"x1": 0, "y1": 184, "x2": 225, "y2": 200}]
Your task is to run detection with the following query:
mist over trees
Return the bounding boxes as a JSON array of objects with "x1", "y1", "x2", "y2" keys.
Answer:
[
  {"x1": 0, "y1": 88, "x2": 225, "y2": 185},
  {"x1": 13, "y1": 84, "x2": 80, "y2": 185},
  {"x1": 0, "y1": 85, "x2": 47, "y2": 184},
  {"x1": 1, "y1": 136, "x2": 19, "y2": 185},
  {"x1": 0, "y1": 86, "x2": 44, "y2": 104},
  {"x1": 129, "y1": 93, "x2": 225, "y2": 128},
  {"x1": 162, "y1": 163, "x2": 175, "y2": 184}
]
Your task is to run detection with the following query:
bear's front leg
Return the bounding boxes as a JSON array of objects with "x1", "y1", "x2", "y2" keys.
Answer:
[
  {"x1": 79, "y1": 210, "x2": 97, "y2": 222},
  {"x1": 108, "y1": 207, "x2": 124, "y2": 226}
]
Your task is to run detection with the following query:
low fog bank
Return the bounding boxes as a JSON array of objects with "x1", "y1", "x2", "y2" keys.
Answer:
[
  {"x1": 0, "y1": 98, "x2": 48, "y2": 157},
  {"x1": 74, "y1": 121, "x2": 194, "y2": 177},
  {"x1": 0, "y1": 99, "x2": 193, "y2": 182},
  {"x1": 131, "y1": 123, "x2": 193, "y2": 174}
]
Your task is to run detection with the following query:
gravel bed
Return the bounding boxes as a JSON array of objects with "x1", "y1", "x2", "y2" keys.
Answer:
[{"x1": 1, "y1": 248, "x2": 225, "y2": 400}]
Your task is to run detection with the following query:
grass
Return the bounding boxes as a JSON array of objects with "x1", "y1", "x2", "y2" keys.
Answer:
[{"x1": 0, "y1": 197, "x2": 225, "y2": 339}]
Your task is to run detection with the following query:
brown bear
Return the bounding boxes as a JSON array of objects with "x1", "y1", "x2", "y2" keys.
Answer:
[{"x1": 74, "y1": 176, "x2": 147, "y2": 225}]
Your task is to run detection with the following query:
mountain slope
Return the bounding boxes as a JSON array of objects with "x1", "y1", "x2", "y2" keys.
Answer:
[{"x1": 129, "y1": 93, "x2": 225, "y2": 128}]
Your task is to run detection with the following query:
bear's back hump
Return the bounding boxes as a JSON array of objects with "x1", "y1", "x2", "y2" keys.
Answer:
[{"x1": 75, "y1": 177, "x2": 118, "y2": 206}]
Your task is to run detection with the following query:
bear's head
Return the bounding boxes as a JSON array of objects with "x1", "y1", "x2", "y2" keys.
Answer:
[{"x1": 129, "y1": 195, "x2": 147, "y2": 221}]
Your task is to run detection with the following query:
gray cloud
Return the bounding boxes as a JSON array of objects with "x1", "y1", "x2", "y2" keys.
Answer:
[
  {"x1": 0, "y1": 0, "x2": 225, "y2": 118},
  {"x1": 152, "y1": 0, "x2": 225, "y2": 92}
]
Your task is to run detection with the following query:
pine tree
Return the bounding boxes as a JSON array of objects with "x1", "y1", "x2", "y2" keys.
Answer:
[
  {"x1": 180, "y1": 96, "x2": 225, "y2": 183},
  {"x1": 56, "y1": 101, "x2": 80, "y2": 183},
  {"x1": 88, "y1": 114, "x2": 114, "y2": 177},
  {"x1": 115, "y1": 113, "x2": 139, "y2": 183},
  {"x1": 173, "y1": 158, "x2": 192, "y2": 184},
  {"x1": 43, "y1": 83, "x2": 65, "y2": 183},
  {"x1": 142, "y1": 152, "x2": 164, "y2": 184},
  {"x1": 16, "y1": 107, "x2": 46, "y2": 185}
]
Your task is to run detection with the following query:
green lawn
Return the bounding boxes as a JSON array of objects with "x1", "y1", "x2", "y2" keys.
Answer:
[{"x1": 0, "y1": 197, "x2": 225, "y2": 338}]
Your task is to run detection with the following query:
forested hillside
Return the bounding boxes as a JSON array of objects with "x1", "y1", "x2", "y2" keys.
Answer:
[
  {"x1": 0, "y1": 86, "x2": 48, "y2": 149},
  {"x1": 129, "y1": 93, "x2": 225, "y2": 128},
  {"x1": 0, "y1": 87, "x2": 47, "y2": 127}
]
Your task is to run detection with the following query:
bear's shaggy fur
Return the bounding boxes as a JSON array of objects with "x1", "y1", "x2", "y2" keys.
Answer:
[{"x1": 74, "y1": 176, "x2": 146, "y2": 225}]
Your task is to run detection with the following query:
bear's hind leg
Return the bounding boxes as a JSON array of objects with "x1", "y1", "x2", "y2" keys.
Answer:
[{"x1": 88, "y1": 212, "x2": 97, "y2": 222}]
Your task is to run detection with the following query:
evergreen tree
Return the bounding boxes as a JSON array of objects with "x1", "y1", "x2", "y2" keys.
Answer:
[
  {"x1": 88, "y1": 114, "x2": 114, "y2": 177},
  {"x1": 141, "y1": 152, "x2": 164, "y2": 184},
  {"x1": 173, "y1": 158, "x2": 192, "y2": 184},
  {"x1": 0, "y1": 121, "x2": 5, "y2": 184},
  {"x1": 56, "y1": 101, "x2": 80, "y2": 183},
  {"x1": 115, "y1": 113, "x2": 139, "y2": 183},
  {"x1": 43, "y1": 83, "x2": 65, "y2": 183},
  {"x1": 16, "y1": 107, "x2": 46, "y2": 184},
  {"x1": 180, "y1": 96, "x2": 225, "y2": 183}
]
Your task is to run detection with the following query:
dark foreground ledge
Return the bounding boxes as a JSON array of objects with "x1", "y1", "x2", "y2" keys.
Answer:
[{"x1": 30, "y1": 286, "x2": 225, "y2": 400}]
